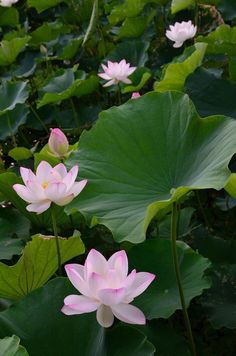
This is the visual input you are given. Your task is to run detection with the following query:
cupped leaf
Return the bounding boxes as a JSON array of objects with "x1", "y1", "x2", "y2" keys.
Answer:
[
  {"x1": 107, "y1": 39, "x2": 150, "y2": 67},
  {"x1": 196, "y1": 25, "x2": 236, "y2": 55},
  {"x1": 37, "y1": 69, "x2": 98, "y2": 108},
  {"x1": 224, "y1": 173, "x2": 236, "y2": 198},
  {"x1": 0, "y1": 207, "x2": 30, "y2": 260},
  {"x1": 0, "y1": 234, "x2": 85, "y2": 300},
  {"x1": 121, "y1": 67, "x2": 151, "y2": 93},
  {"x1": 0, "y1": 37, "x2": 30, "y2": 66},
  {"x1": 8, "y1": 147, "x2": 32, "y2": 161},
  {"x1": 108, "y1": 0, "x2": 160, "y2": 25},
  {"x1": 0, "y1": 82, "x2": 28, "y2": 113},
  {"x1": 186, "y1": 67, "x2": 236, "y2": 118},
  {"x1": 0, "y1": 335, "x2": 29, "y2": 356},
  {"x1": 171, "y1": 0, "x2": 195, "y2": 14},
  {"x1": 128, "y1": 238, "x2": 210, "y2": 319},
  {"x1": 0, "y1": 105, "x2": 29, "y2": 141},
  {"x1": 154, "y1": 43, "x2": 207, "y2": 92},
  {"x1": 66, "y1": 91, "x2": 236, "y2": 243},
  {"x1": 0, "y1": 278, "x2": 155, "y2": 356},
  {"x1": 27, "y1": 0, "x2": 64, "y2": 13},
  {"x1": 0, "y1": 7, "x2": 19, "y2": 27}
]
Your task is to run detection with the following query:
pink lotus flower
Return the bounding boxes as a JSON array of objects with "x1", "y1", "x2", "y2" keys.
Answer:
[
  {"x1": 61, "y1": 249, "x2": 155, "y2": 328},
  {"x1": 131, "y1": 92, "x2": 141, "y2": 99},
  {"x1": 13, "y1": 161, "x2": 87, "y2": 214},
  {"x1": 98, "y1": 60, "x2": 136, "y2": 87},
  {"x1": 166, "y1": 21, "x2": 197, "y2": 48},
  {"x1": 0, "y1": 0, "x2": 18, "y2": 7},
  {"x1": 48, "y1": 128, "x2": 69, "y2": 159}
]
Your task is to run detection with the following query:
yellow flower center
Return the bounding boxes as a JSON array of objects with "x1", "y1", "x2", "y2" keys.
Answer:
[{"x1": 41, "y1": 182, "x2": 49, "y2": 189}]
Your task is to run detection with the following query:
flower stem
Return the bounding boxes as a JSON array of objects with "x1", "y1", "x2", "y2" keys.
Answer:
[
  {"x1": 29, "y1": 104, "x2": 49, "y2": 133},
  {"x1": 51, "y1": 207, "x2": 62, "y2": 275},
  {"x1": 116, "y1": 83, "x2": 122, "y2": 105},
  {"x1": 171, "y1": 202, "x2": 197, "y2": 356}
]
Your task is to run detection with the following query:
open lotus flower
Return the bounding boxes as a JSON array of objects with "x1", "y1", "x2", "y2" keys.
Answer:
[
  {"x1": 166, "y1": 20, "x2": 197, "y2": 48},
  {"x1": 13, "y1": 161, "x2": 87, "y2": 214},
  {"x1": 0, "y1": 0, "x2": 18, "y2": 7},
  {"x1": 61, "y1": 249, "x2": 155, "y2": 327},
  {"x1": 48, "y1": 128, "x2": 69, "y2": 159},
  {"x1": 98, "y1": 59, "x2": 136, "y2": 87}
]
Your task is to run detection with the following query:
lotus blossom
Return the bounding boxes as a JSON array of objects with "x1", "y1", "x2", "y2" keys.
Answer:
[
  {"x1": 13, "y1": 161, "x2": 87, "y2": 214},
  {"x1": 61, "y1": 249, "x2": 155, "y2": 327},
  {"x1": 48, "y1": 128, "x2": 69, "y2": 159},
  {"x1": 98, "y1": 59, "x2": 136, "y2": 87},
  {"x1": 166, "y1": 21, "x2": 197, "y2": 48},
  {"x1": 0, "y1": 0, "x2": 18, "y2": 7},
  {"x1": 131, "y1": 92, "x2": 141, "y2": 99}
]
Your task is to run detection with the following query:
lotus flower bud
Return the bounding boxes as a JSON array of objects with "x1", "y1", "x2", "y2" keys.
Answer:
[
  {"x1": 48, "y1": 128, "x2": 69, "y2": 158},
  {"x1": 131, "y1": 92, "x2": 141, "y2": 99}
]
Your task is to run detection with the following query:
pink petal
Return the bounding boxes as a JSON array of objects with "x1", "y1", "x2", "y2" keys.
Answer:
[
  {"x1": 20, "y1": 167, "x2": 30, "y2": 185},
  {"x1": 65, "y1": 264, "x2": 89, "y2": 295},
  {"x1": 45, "y1": 182, "x2": 67, "y2": 201},
  {"x1": 26, "y1": 180, "x2": 45, "y2": 199},
  {"x1": 108, "y1": 250, "x2": 128, "y2": 278},
  {"x1": 62, "y1": 165, "x2": 79, "y2": 189},
  {"x1": 111, "y1": 303, "x2": 146, "y2": 325},
  {"x1": 101, "y1": 64, "x2": 108, "y2": 71},
  {"x1": 122, "y1": 78, "x2": 132, "y2": 84},
  {"x1": 85, "y1": 249, "x2": 108, "y2": 278},
  {"x1": 103, "y1": 79, "x2": 116, "y2": 87},
  {"x1": 54, "y1": 193, "x2": 74, "y2": 206},
  {"x1": 54, "y1": 163, "x2": 68, "y2": 179},
  {"x1": 36, "y1": 161, "x2": 53, "y2": 183},
  {"x1": 173, "y1": 42, "x2": 183, "y2": 48},
  {"x1": 69, "y1": 180, "x2": 87, "y2": 197},
  {"x1": 88, "y1": 272, "x2": 106, "y2": 297},
  {"x1": 62, "y1": 294, "x2": 99, "y2": 314},
  {"x1": 13, "y1": 184, "x2": 38, "y2": 203},
  {"x1": 96, "y1": 305, "x2": 114, "y2": 328},
  {"x1": 126, "y1": 272, "x2": 156, "y2": 299},
  {"x1": 98, "y1": 288, "x2": 126, "y2": 306},
  {"x1": 98, "y1": 73, "x2": 111, "y2": 80},
  {"x1": 26, "y1": 201, "x2": 51, "y2": 214}
]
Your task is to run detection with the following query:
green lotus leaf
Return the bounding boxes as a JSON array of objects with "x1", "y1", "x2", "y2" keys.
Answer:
[
  {"x1": 186, "y1": 67, "x2": 236, "y2": 118},
  {"x1": 0, "y1": 7, "x2": 19, "y2": 27},
  {"x1": 128, "y1": 238, "x2": 211, "y2": 319},
  {"x1": 197, "y1": 24, "x2": 236, "y2": 55},
  {"x1": 171, "y1": 0, "x2": 195, "y2": 14},
  {"x1": 0, "y1": 105, "x2": 29, "y2": 141},
  {"x1": 154, "y1": 43, "x2": 207, "y2": 92},
  {"x1": 224, "y1": 173, "x2": 236, "y2": 198},
  {"x1": 27, "y1": 0, "x2": 64, "y2": 13},
  {"x1": 0, "y1": 234, "x2": 85, "y2": 300},
  {"x1": 66, "y1": 91, "x2": 236, "y2": 243},
  {"x1": 0, "y1": 278, "x2": 155, "y2": 356},
  {"x1": 37, "y1": 69, "x2": 98, "y2": 108},
  {"x1": 0, "y1": 82, "x2": 28, "y2": 113},
  {"x1": 0, "y1": 335, "x2": 28, "y2": 356},
  {"x1": 0, "y1": 37, "x2": 30, "y2": 66},
  {"x1": 108, "y1": 0, "x2": 160, "y2": 25}
]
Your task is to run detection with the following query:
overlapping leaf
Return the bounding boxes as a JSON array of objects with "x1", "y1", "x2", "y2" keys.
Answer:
[
  {"x1": 0, "y1": 234, "x2": 85, "y2": 300},
  {"x1": 0, "y1": 278, "x2": 155, "y2": 356},
  {"x1": 66, "y1": 91, "x2": 236, "y2": 242}
]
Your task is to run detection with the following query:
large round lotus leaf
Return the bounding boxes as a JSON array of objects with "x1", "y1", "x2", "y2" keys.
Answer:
[
  {"x1": 0, "y1": 278, "x2": 155, "y2": 356},
  {"x1": 128, "y1": 238, "x2": 211, "y2": 319},
  {"x1": 66, "y1": 91, "x2": 236, "y2": 243}
]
